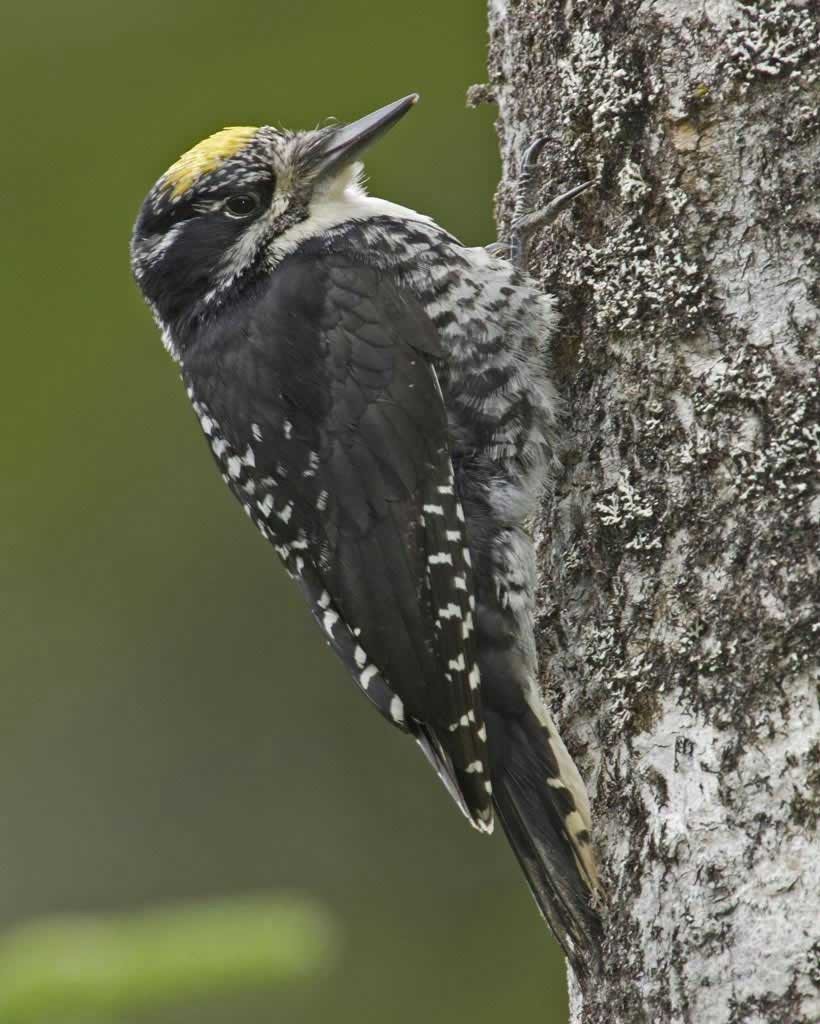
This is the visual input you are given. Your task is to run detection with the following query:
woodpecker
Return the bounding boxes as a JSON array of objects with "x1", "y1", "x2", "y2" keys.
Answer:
[{"x1": 130, "y1": 95, "x2": 603, "y2": 975}]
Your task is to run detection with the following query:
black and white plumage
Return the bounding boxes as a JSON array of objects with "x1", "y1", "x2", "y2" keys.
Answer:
[{"x1": 130, "y1": 95, "x2": 603, "y2": 976}]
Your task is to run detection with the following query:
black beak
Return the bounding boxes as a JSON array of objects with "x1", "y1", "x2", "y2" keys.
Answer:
[{"x1": 312, "y1": 94, "x2": 419, "y2": 179}]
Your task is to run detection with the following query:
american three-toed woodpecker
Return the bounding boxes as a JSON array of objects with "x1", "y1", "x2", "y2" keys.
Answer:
[{"x1": 130, "y1": 95, "x2": 602, "y2": 975}]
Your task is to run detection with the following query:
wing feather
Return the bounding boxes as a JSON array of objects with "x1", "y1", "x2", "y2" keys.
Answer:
[{"x1": 187, "y1": 245, "x2": 492, "y2": 829}]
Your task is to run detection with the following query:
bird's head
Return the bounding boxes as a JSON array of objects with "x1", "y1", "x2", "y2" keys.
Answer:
[{"x1": 130, "y1": 94, "x2": 418, "y2": 349}]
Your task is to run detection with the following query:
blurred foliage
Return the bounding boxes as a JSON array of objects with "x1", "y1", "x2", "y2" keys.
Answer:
[
  {"x1": 0, "y1": 897, "x2": 333, "y2": 1023},
  {"x1": 0, "y1": 1, "x2": 568, "y2": 1021}
]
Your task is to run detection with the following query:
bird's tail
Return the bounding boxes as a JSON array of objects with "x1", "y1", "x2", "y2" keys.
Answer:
[{"x1": 486, "y1": 701, "x2": 604, "y2": 981}]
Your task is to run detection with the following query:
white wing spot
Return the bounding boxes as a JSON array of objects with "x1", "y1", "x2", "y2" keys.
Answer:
[
  {"x1": 322, "y1": 609, "x2": 339, "y2": 637},
  {"x1": 354, "y1": 645, "x2": 367, "y2": 668},
  {"x1": 438, "y1": 604, "x2": 462, "y2": 620},
  {"x1": 446, "y1": 530, "x2": 461, "y2": 542},
  {"x1": 465, "y1": 760, "x2": 484, "y2": 774},
  {"x1": 428, "y1": 552, "x2": 453, "y2": 566},
  {"x1": 468, "y1": 665, "x2": 481, "y2": 690},
  {"x1": 389, "y1": 695, "x2": 405, "y2": 724},
  {"x1": 227, "y1": 456, "x2": 241, "y2": 479},
  {"x1": 251, "y1": 423, "x2": 263, "y2": 441},
  {"x1": 302, "y1": 451, "x2": 320, "y2": 478},
  {"x1": 423, "y1": 504, "x2": 445, "y2": 516},
  {"x1": 318, "y1": 590, "x2": 331, "y2": 609},
  {"x1": 277, "y1": 502, "x2": 293, "y2": 523},
  {"x1": 448, "y1": 654, "x2": 466, "y2": 672},
  {"x1": 360, "y1": 664, "x2": 378, "y2": 689},
  {"x1": 283, "y1": 420, "x2": 293, "y2": 440}
]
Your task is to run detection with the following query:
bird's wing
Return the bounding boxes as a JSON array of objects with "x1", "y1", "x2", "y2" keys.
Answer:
[{"x1": 233, "y1": 247, "x2": 492, "y2": 831}]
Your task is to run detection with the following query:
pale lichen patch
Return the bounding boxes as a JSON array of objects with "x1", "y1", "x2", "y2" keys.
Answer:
[{"x1": 724, "y1": 0, "x2": 820, "y2": 86}]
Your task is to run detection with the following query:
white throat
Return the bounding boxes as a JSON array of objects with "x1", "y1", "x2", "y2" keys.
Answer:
[{"x1": 269, "y1": 163, "x2": 436, "y2": 264}]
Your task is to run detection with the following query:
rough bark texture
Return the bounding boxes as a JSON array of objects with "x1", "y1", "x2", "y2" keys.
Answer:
[{"x1": 479, "y1": 2, "x2": 819, "y2": 1021}]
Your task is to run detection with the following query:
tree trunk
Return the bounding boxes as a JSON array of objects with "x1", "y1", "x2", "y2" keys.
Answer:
[{"x1": 477, "y1": 2, "x2": 820, "y2": 1021}]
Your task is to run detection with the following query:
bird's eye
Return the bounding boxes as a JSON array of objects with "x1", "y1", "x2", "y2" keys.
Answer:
[{"x1": 224, "y1": 193, "x2": 261, "y2": 219}]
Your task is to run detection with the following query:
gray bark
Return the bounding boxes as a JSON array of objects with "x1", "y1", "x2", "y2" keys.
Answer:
[{"x1": 476, "y1": 2, "x2": 820, "y2": 1021}]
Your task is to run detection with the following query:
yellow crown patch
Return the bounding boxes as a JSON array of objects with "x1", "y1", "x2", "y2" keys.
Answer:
[{"x1": 162, "y1": 126, "x2": 260, "y2": 198}]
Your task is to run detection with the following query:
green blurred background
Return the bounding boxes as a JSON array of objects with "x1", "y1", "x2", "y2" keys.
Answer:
[{"x1": 0, "y1": 1, "x2": 568, "y2": 1020}]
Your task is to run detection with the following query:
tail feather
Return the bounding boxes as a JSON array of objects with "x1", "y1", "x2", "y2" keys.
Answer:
[{"x1": 486, "y1": 706, "x2": 604, "y2": 980}]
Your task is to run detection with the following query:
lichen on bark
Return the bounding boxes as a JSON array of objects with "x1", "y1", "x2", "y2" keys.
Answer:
[{"x1": 482, "y1": 1, "x2": 819, "y2": 1021}]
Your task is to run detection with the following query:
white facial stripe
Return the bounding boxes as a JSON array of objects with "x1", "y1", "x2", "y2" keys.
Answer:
[
  {"x1": 138, "y1": 223, "x2": 185, "y2": 269},
  {"x1": 218, "y1": 215, "x2": 274, "y2": 283}
]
